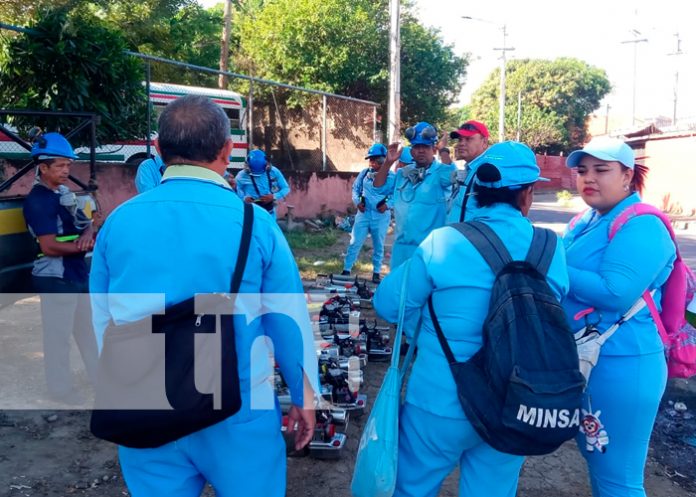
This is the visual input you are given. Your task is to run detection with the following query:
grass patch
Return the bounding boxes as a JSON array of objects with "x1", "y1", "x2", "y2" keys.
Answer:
[
  {"x1": 284, "y1": 229, "x2": 339, "y2": 251},
  {"x1": 295, "y1": 255, "x2": 374, "y2": 280}
]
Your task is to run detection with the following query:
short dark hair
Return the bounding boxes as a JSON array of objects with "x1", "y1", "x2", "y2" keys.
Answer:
[
  {"x1": 439, "y1": 147, "x2": 451, "y2": 154},
  {"x1": 157, "y1": 95, "x2": 230, "y2": 164}
]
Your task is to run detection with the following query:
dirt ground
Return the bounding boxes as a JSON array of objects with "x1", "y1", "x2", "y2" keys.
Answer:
[{"x1": 3, "y1": 199, "x2": 696, "y2": 497}]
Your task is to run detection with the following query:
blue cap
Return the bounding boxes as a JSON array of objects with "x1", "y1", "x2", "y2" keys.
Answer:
[
  {"x1": 399, "y1": 146, "x2": 414, "y2": 165},
  {"x1": 365, "y1": 143, "x2": 387, "y2": 159},
  {"x1": 566, "y1": 137, "x2": 635, "y2": 169},
  {"x1": 405, "y1": 122, "x2": 438, "y2": 146},
  {"x1": 471, "y1": 141, "x2": 549, "y2": 189}
]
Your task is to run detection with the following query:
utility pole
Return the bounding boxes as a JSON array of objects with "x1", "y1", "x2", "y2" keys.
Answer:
[
  {"x1": 387, "y1": 0, "x2": 401, "y2": 143},
  {"x1": 493, "y1": 24, "x2": 515, "y2": 142},
  {"x1": 516, "y1": 91, "x2": 522, "y2": 141},
  {"x1": 667, "y1": 32, "x2": 684, "y2": 126},
  {"x1": 604, "y1": 103, "x2": 611, "y2": 134},
  {"x1": 621, "y1": 29, "x2": 648, "y2": 126},
  {"x1": 218, "y1": 0, "x2": 233, "y2": 89}
]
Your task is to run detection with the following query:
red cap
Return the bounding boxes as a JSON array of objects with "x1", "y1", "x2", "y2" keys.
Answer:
[{"x1": 450, "y1": 120, "x2": 490, "y2": 139}]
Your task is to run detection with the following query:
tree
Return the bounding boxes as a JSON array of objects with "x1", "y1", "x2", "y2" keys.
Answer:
[
  {"x1": 469, "y1": 58, "x2": 611, "y2": 153},
  {"x1": 0, "y1": 8, "x2": 151, "y2": 145},
  {"x1": 235, "y1": 0, "x2": 467, "y2": 124},
  {"x1": 399, "y1": 14, "x2": 468, "y2": 127}
]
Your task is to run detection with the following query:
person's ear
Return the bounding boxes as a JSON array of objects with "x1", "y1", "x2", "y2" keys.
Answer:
[
  {"x1": 519, "y1": 185, "x2": 534, "y2": 216},
  {"x1": 218, "y1": 138, "x2": 234, "y2": 165}
]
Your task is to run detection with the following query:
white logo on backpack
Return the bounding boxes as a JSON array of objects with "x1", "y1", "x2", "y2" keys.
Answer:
[{"x1": 516, "y1": 404, "x2": 581, "y2": 429}]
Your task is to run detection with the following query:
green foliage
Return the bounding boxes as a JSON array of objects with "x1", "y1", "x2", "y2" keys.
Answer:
[
  {"x1": 469, "y1": 58, "x2": 611, "y2": 153},
  {"x1": 556, "y1": 189, "x2": 573, "y2": 206},
  {"x1": 0, "y1": 7, "x2": 151, "y2": 145},
  {"x1": 399, "y1": 15, "x2": 468, "y2": 126},
  {"x1": 236, "y1": 0, "x2": 467, "y2": 123}
]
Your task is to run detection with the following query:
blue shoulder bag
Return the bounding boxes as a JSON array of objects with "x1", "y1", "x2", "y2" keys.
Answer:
[{"x1": 351, "y1": 262, "x2": 420, "y2": 497}]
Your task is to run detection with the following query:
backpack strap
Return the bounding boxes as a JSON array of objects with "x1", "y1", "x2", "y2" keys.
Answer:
[
  {"x1": 525, "y1": 227, "x2": 557, "y2": 277},
  {"x1": 458, "y1": 178, "x2": 475, "y2": 222},
  {"x1": 428, "y1": 295, "x2": 457, "y2": 365},
  {"x1": 231, "y1": 202, "x2": 253, "y2": 293},
  {"x1": 567, "y1": 208, "x2": 589, "y2": 233},
  {"x1": 450, "y1": 221, "x2": 513, "y2": 274},
  {"x1": 609, "y1": 203, "x2": 681, "y2": 257}
]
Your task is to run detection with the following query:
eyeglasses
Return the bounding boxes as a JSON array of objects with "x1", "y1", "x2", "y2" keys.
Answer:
[
  {"x1": 405, "y1": 124, "x2": 438, "y2": 142},
  {"x1": 368, "y1": 156, "x2": 386, "y2": 165}
]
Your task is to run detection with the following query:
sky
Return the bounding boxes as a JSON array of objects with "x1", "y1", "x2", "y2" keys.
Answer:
[
  {"x1": 411, "y1": 0, "x2": 696, "y2": 128},
  {"x1": 198, "y1": 0, "x2": 696, "y2": 129}
]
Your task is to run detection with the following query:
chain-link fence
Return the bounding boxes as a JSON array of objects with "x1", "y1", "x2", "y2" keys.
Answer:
[
  {"x1": 139, "y1": 54, "x2": 380, "y2": 173},
  {"x1": 0, "y1": 22, "x2": 380, "y2": 173}
]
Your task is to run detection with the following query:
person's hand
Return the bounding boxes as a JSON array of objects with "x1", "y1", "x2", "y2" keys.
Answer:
[
  {"x1": 75, "y1": 231, "x2": 95, "y2": 252},
  {"x1": 377, "y1": 203, "x2": 388, "y2": 213},
  {"x1": 287, "y1": 405, "x2": 315, "y2": 451},
  {"x1": 244, "y1": 196, "x2": 254, "y2": 203},
  {"x1": 385, "y1": 142, "x2": 402, "y2": 167},
  {"x1": 258, "y1": 193, "x2": 275, "y2": 203},
  {"x1": 357, "y1": 203, "x2": 366, "y2": 213}
]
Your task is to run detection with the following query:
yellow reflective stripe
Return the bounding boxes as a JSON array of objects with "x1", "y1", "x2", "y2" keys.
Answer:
[{"x1": 0, "y1": 208, "x2": 28, "y2": 236}]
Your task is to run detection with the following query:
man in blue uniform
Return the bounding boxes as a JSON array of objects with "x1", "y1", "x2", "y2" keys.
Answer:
[
  {"x1": 134, "y1": 155, "x2": 166, "y2": 193},
  {"x1": 342, "y1": 143, "x2": 395, "y2": 283},
  {"x1": 447, "y1": 120, "x2": 490, "y2": 224},
  {"x1": 234, "y1": 149, "x2": 290, "y2": 219},
  {"x1": 22, "y1": 132, "x2": 98, "y2": 405},
  {"x1": 90, "y1": 95, "x2": 316, "y2": 497},
  {"x1": 373, "y1": 122, "x2": 456, "y2": 269}
]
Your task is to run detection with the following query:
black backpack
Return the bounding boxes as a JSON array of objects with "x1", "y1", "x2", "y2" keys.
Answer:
[{"x1": 428, "y1": 221, "x2": 584, "y2": 456}]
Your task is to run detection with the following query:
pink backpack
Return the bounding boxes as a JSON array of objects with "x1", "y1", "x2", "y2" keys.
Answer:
[{"x1": 608, "y1": 203, "x2": 696, "y2": 378}]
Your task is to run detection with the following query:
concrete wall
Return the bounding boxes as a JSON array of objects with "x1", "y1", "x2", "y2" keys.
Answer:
[
  {"x1": 250, "y1": 98, "x2": 376, "y2": 173},
  {"x1": 640, "y1": 135, "x2": 696, "y2": 215},
  {"x1": 1, "y1": 152, "x2": 578, "y2": 221}
]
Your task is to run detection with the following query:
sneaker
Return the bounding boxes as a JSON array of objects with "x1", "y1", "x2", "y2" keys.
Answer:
[
  {"x1": 341, "y1": 270, "x2": 350, "y2": 276},
  {"x1": 372, "y1": 273, "x2": 381, "y2": 284}
]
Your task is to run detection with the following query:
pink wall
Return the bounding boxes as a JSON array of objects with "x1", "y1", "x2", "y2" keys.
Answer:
[
  {"x1": 535, "y1": 154, "x2": 576, "y2": 192},
  {"x1": 1, "y1": 155, "x2": 578, "y2": 221}
]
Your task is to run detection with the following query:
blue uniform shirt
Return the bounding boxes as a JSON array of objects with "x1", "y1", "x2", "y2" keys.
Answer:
[
  {"x1": 374, "y1": 203, "x2": 569, "y2": 418},
  {"x1": 23, "y1": 183, "x2": 89, "y2": 283},
  {"x1": 562, "y1": 193, "x2": 676, "y2": 356},
  {"x1": 352, "y1": 167, "x2": 395, "y2": 211},
  {"x1": 90, "y1": 165, "x2": 317, "y2": 419},
  {"x1": 235, "y1": 166, "x2": 290, "y2": 202},
  {"x1": 392, "y1": 160, "x2": 456, "y2": 248},
  {"x1": 134, "y1": 156, "x2": 166, "y2": 193}
]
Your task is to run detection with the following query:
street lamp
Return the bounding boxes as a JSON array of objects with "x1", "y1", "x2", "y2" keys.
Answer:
[{"x1": 462, "y1": 16, "x2": 515, "y2": 142}]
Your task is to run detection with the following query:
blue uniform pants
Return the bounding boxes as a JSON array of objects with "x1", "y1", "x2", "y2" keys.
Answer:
[
  {"x1": 576, "y1": 352, "x2": 667, "y2": 497},
  {"x1": 118, "y1": 408, "x2": 285, "y2": 497},
  {"x1": 343, "y1": 210, "x2": 391, "y2": 274},
  {"x1": 394, "y1": 402, "x2": 524, "y2": 497}
]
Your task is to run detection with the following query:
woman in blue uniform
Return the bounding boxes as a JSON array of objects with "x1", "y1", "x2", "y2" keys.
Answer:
[
  {"x1": 563, "y1": 137, "x2": 676, "y2": 497},
  {"x1": 373, "y1": 141, "x2": 568, "y2": 497}
]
